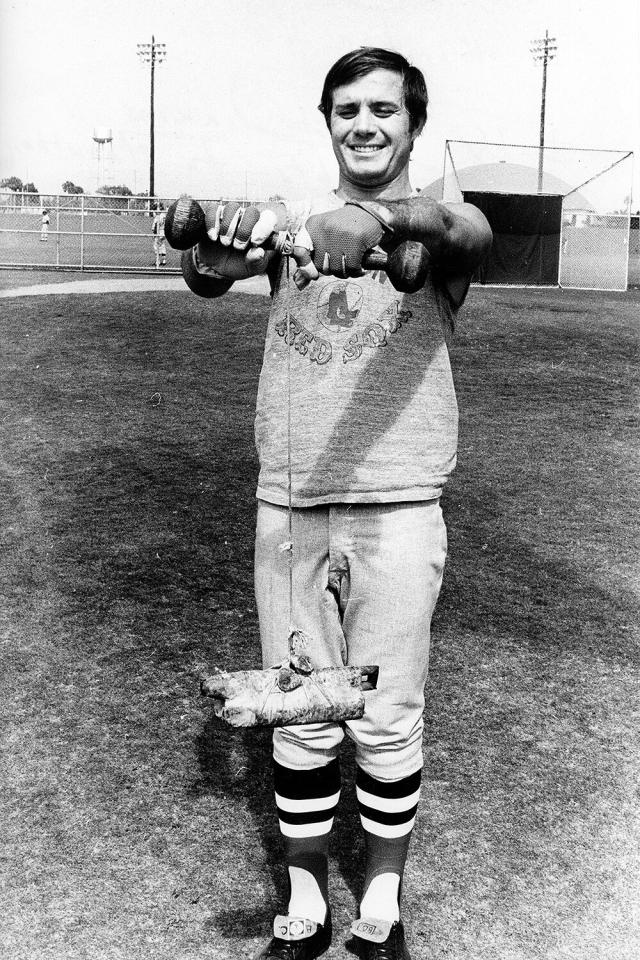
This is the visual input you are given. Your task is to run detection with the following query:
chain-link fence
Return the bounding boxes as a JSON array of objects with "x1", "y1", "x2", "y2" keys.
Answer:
[
  {"x1": 441, "y1": 141, "x2": 636, "y2": 290},
  {"x1": 0, "y1": 192, "x2": 189, "y2": 273},
  {"x1": 559, "y1": 214, "x2": 631, "y2": 290},
  {"x1": 1, "y1": 187, "x2": 638, "y2": 288}
]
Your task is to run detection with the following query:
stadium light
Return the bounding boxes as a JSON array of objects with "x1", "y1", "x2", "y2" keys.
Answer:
[
  {"x1": 531, "y1": 30, "x2": 557, "y2": 192},
  {"x1": 137, "y1": 36, "x2": 167, "y2": 199}
]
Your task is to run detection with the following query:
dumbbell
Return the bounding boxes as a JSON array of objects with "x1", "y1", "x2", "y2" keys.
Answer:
[{"x1": 165, "y1": 197, "x2": 431, "y2": 294}]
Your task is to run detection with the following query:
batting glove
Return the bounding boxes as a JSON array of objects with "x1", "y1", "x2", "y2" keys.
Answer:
[
  {"x1": 207, "y1": 201, "x2": 278, "y2": 251},
  {"x1": 198, "y1": 201, "x2": 280, "y2": 276},
  {"x1": 304, "y1": 204, "x2": 388, "y2": 278}
]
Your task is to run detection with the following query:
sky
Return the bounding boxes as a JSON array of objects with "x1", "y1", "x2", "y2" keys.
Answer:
[{"x1": 1, "y1": 0, "x2": 639, "y2": 205}]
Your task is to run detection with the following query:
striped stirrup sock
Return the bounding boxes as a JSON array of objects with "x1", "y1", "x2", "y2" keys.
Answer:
[
  {"x1": 273, "y1": 758, "x2": 341, "y2": 923},
  {"x1": 356, "y1": 767, "x2": 422, "y2": 920},
  {"x1": 356, "y1": 767, "x2": 421, "y2": 840}
]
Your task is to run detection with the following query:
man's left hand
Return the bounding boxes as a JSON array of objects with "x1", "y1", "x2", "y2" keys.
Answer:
[{"x1": 302, "y1": 205, "x2": 388, "y2": 279}]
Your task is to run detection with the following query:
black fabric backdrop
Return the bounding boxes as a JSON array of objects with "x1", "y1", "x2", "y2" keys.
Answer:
[{"x1": 464, "y1": 191, "x2": 563, "y2": 285}]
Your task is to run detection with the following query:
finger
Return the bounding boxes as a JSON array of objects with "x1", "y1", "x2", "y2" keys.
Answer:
[
  {"x1": 205, "y1": 202, "x2": 225, "y2": 241},
  {"x1": 245, "y1": 247, "x2": 266, "y2": 271},
  {"x1": 291, "y1": 243, "x2": 317, "y2": 272},
  {"x1": 250, "y1": 210, "x2": 279, "y2": 247},
  {"x1": 234, "y1": 206, "x2": 261, "y2": 250},
  {"x1": 293, "y1": 261, "x2": 320, "y2": 289},
  {"x1": 218, "y1": 203, "x2": 244, "y2": 247},
  {"x1": 327, "y1": 251, "x2": 347, "y2": 275},
  {"x1": 293, "y1": 268, "x2": 312, "y2": 290},
  {"x1": 293, "y1": 226, "x2": 314, "y2": 253}
]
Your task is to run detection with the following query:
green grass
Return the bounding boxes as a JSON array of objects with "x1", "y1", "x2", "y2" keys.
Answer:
[{"x1": 1, "y1": 283, "x2": 639, "y2": 959}]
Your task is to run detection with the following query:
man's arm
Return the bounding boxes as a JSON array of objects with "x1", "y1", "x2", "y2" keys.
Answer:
[
  {"x1": 436, "y1": 201, "x2": 493, "y2": 309},
  {"x1": 352, "y1": 196, "x2": 492, "y2": 309}
]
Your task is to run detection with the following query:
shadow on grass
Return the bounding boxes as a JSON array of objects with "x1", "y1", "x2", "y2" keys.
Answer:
[
  {"x1": 5, "y1": 288, "x2": 638, "y2": 954},
  {"x1": 44, "y1": 435, "x2": 636, "y2": 938},
  {"x1": 190, "y1": 473, "x2": 639, "y2": 941}
]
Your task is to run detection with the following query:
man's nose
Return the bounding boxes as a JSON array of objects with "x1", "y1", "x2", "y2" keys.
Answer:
[{"x1": 351, "y1": 106, "x2": 376, "y2": 136}]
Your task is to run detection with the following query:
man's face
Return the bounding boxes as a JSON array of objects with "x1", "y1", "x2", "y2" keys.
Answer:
[{"x1": 329, "y1": 68, "x2": 420, "y2": 190}]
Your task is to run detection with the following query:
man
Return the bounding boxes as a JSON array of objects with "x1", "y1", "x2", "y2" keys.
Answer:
[
  {"x1": 40, "y1": 209, "x2": 50, "y2": 241},
  {"x1": 185, "y1": 48, "x2": 491, "y2": 960},
  {"x1": 152, "y1": 203, "x2": 167, "y2": 267}
]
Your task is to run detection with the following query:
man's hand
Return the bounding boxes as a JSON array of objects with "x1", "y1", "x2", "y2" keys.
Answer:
[
  {"x1": 301, "y1": 205, "x2": 387, "y2": 279},
  {"x1": 195, "y1": 201, "x2": 280, "y2": 280},
  {"x1": 344, "y1": 195, "x2": 493, "y2": 308}
]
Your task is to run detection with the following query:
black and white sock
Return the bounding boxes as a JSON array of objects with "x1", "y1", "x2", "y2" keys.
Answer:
[
  {"x1": 274, "y1": 758, "x2": 341, "y2": 925},
  {"x1": 356, "y1": 766, "x2": 422, "y2": 922}
]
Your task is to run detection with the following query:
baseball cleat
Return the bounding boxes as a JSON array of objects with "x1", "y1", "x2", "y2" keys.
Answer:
[
  {"x1": 254, "y1": 913, "x2": 332, "y2": 959},
  {"x1": 350, "y1": 918, "x2": 411, "y2": 960}
]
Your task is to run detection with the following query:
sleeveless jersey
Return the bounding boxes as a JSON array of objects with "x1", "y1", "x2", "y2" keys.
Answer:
[{"x1": 255, "y1": 193, "x2": 459, "y2": 507}]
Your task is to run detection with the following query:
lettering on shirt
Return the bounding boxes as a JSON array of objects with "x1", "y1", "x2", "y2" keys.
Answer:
[
  {"x1": 275, "y1": 314, "x2": 333, "y2": 365},
  {"x1": 342, "y1": 301, "x2": 412, "y2": 363},
  {"x1": 274, "y1": 283, "x2": 411, "y2": 367}
]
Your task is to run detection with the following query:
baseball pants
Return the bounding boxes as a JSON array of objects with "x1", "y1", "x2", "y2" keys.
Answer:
[{"x1": 254, "y1": 498, "x2": 447, "y2": 781}]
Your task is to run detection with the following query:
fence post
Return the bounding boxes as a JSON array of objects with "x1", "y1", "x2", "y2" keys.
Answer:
[
  {"x1": 55, "y1": 194, "x2": 60, "y2": 267},
  {"x1": 80, "y1": 194, "x2": 85, "y2": 270}
]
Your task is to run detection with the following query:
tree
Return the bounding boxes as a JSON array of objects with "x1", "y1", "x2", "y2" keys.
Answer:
[
  {"x1": 1, "y1": 176, "x2": 24, "y2": 191},
  {"x1": 97, "y1": 184, "x2": 133, "y2": 196},
  {"x1": 23, "y1": 182, "x2": 39, "y2": 194},
  {"x1": 62, "y1": 181, "x2": 84, "y2": 194}
]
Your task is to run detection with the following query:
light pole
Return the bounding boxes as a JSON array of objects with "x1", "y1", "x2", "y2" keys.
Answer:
[
  {"x1": 530, "y1": 30, "x2": 557, "y2": 192},
  {"x1": 137, "y1": 36, "x2": 166, "y2": 199}
]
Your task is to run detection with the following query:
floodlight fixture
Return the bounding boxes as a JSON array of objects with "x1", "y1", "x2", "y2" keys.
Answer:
[{"x1": 137, "y1": 35, "x2": 167, "y2": 198}]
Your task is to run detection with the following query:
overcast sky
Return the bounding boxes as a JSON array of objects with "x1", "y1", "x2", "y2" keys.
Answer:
[{"x1": 1, "y1": 0, "x2": 639, "y2": 204}]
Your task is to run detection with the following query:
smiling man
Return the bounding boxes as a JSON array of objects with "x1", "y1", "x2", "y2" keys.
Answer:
[
  {"x1": 326, "y1": 60, "x2": 423, "y2": 197},
  {"x1": 184, "y1": 47, "x2": 491, "y2": 960}
]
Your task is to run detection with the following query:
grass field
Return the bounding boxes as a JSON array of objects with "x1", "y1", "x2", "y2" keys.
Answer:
[{"x1": 1, "y1": 279, "x2": 639, "y2": 960}]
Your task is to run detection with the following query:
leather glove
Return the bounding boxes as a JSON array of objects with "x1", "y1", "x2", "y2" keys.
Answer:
[
  {"x1": 195, "y1": 201, "x2": 280, "y2": 279},
  {"x1": 304, "y1": 203, "x2": 387, "y2": 278}
]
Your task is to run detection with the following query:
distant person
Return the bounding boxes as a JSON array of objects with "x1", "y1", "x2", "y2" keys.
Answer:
[
  {"x1": 40, "y1": 209, "x2": 50, "y2": 242},
  {"x1": 152, "y1": 204, "x2": 167, "y2": 267}
]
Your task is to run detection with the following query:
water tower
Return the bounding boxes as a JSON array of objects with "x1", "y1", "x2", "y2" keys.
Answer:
[{"x1": 93, "y1": 127, "x2": 113, "y2": 190}]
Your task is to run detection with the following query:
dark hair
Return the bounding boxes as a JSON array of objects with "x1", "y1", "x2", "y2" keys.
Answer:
[{"x1": 319, "y1": 47, "x2": 428, "y2": 132}]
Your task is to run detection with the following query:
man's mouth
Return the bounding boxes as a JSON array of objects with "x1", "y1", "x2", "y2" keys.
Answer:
[{"x1": 349, "y1": 145, "x2": 385, "y2": 154}]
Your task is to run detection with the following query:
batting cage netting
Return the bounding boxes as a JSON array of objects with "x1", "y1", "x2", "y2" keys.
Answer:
[{"x1": 435, "y1": 141, "x2": 635, "y2": 291}]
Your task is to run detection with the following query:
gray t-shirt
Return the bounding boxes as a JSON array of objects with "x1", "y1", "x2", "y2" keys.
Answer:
[{"x1": 255, "y1": 193, "x2": 459, "y2": 507}]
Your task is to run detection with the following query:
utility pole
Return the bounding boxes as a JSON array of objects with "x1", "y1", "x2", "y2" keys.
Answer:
[
  {"x1": 530, "y1": 30, "x2": 557, "y2": 192},
  {"x1": 137, "y1": 36, "x2": 167, "y2": 199}
]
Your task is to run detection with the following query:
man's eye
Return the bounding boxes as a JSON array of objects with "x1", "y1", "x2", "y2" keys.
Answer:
[
  {"x1": 373, "y1": 107, "x2": 397, "y2": 117},
  {"x1": 335, "y1": 109, "x2": 357, "y2": 119}
]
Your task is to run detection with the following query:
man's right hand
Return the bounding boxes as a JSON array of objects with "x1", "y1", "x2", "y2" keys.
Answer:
[{"x1": 194, "y1": 201, "x2": 282, "y2": 280}]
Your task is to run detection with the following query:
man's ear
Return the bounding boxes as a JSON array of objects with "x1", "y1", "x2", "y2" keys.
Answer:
[{"x1": 411, "y1": 118, "x2": 426, "y2": 142}]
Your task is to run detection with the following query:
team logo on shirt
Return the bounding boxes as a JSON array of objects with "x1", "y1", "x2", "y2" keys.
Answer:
[
  {"x1": 317, "y1": 281, "x2": 363, "y2": 332},
  {"x1": 274, "y1": 280, "x2": 412, "y2": 366}
]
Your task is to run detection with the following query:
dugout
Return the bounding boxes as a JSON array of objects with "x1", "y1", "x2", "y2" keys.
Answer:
[
  {"x1": 463, "y1": 191, "x2": 563, "y2": 285},
  {"x1": 425, "y1": 144, "x2": 635, "y2": 291}
]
